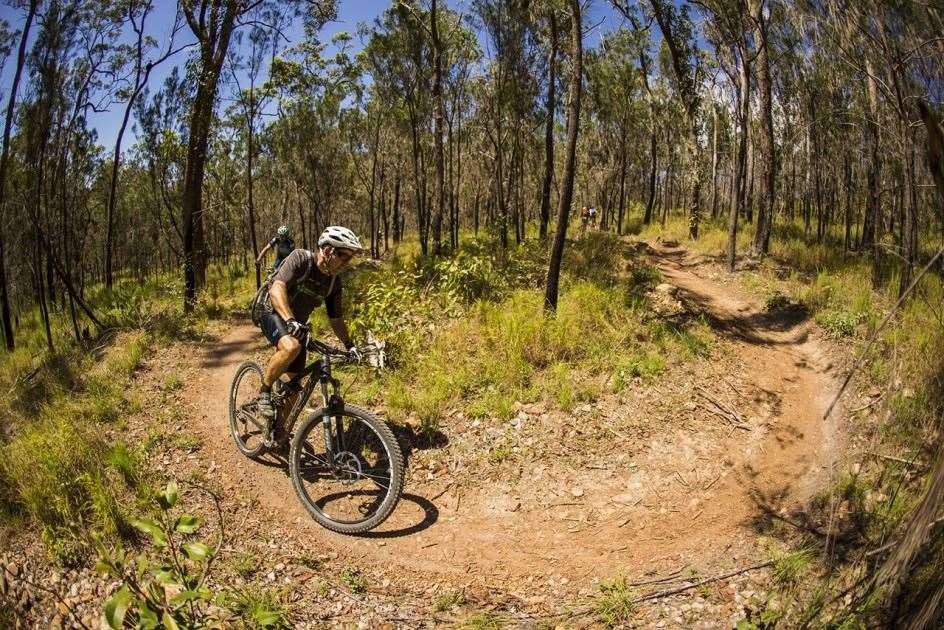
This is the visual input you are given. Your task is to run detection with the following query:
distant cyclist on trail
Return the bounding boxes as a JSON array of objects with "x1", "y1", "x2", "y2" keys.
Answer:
[
  {"x1": 255, "y1": 226, "x2": 363, "y2": 421},
  {"x1": 256, "y1": 225, "x2": 296, "y2": 270}
]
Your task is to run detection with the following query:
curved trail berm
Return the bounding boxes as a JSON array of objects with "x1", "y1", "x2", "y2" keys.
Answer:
[{"x1": 179, "y1": 239, "x2": 843, "y2": 600}]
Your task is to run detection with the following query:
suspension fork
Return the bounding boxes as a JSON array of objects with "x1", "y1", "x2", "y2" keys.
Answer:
[{"x1": 318, "y1": 356, "x2": 346, "y2": 459}]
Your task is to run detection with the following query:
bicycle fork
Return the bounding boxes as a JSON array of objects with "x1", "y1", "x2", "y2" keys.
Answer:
[{"x1": 318, "y1": 362, "x2": 346, "y2": 465}]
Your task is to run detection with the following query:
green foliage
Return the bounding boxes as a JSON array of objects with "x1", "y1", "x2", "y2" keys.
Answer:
[
  {"x1": 765, "y1": 291, "x2": 791, "y2": 311},
  {"x1": 340, "y1": 566, "x2": 367, "y2": 594},
  {"x1": 1, "y1": 416, "x2": 141, "y2": 564},
  {"x1": 595, "y1": 576, "x2": 636, "y2": 626},
  {"x1": 225, "y1": 587, "x2": 290, "y2": 629},
  {"x1": 565, "y1": 231, "x2": 624, "y2": 286},
  {"x1": 817, "y1": 309, "x2": 866, "y2": 338},
  {"x1": 432, "y1": 591, "x2": 466, "y2": 613},
  {"x1": 462, "y1": 612, "x2": 504, "y2": 629},
  {"x1": 433, "y1": 250, "x2": 502, "y2": 304},
  {"x1": 773, "y1": 549, "x2": 814, "y2": 588},
  {"x1": 96, "y1": 482, "x2": 220, "y2": 629}
]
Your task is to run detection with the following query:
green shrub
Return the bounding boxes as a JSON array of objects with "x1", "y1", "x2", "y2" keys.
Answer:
[
  {"x1": 817, "y1": 309, "x2": 866, "y2": 338},
  {"x1": 226, "y1": 587, "x2": 290, "y2": 629},
  {"x1": 97, "y1": 482, "x2": 224, "y2": 629},
  {"x1": 433, "y1": 250, "x2": 503, "y2": 303},
  {"x1": 340, "y1": 566, "x2": 367, "y2": 594},
  {"x1": 1, "y1": 416, "x2": 140, "y2": 563}
]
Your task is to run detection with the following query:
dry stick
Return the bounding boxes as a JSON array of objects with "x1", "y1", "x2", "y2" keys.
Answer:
[
  {"x1": 822, "y1": 246, "x2": 944, "y2": 422},
  {"x1": 629, "y1": 566, "x2": 688, "y2": 588},
  {"x1": 695, "y1": 386, "x2": 745, "y2": 423},
  {"x1": 850, "y1": 396, "x2": 883, "y2": 413},
  {"x1": 632, "y1": 560, "x2": 775, "y2": 603},
  {"x1": 866, "y1": 451, "x2": 928, "y2": 470}
]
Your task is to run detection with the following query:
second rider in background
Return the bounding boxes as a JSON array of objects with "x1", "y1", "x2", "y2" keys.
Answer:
[{"x1": 256, "y1": 225, "x2": 296, "y2": 271}]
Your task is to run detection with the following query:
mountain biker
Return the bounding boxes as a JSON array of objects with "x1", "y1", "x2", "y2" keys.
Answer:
[
  {"x1": 256, "y1": 226, "x2": 363, "y2": 421},
  {"x1": 256, "y1": 225, "x2": 296, "y2": 270},
  {"x1": 588, "y1": 207, "x2": 598, "y2": 227}
]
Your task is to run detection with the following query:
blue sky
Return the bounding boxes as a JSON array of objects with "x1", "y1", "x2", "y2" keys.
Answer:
[{"x1": 0, "y1": 0, "x2": 624, "y2": 150}]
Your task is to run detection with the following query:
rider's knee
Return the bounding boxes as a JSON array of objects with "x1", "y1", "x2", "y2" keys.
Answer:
[{"x1": 279, "y1": 335, "x2": 301, "y2": 356}]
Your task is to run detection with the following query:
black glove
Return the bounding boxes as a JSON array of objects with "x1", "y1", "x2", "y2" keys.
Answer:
[{"x1": 285, "y1": 318, "x2": 308, "y2": 340}]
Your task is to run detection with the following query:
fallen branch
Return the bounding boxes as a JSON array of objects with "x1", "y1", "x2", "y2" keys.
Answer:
[
  {"x1": 695, "y1": 387, "x2": 747, "y2": 427},
  {"x1": 866, "y1": 451, "x2": 927, "y2": 470},
  {"x1": 632, "y1": 560, "x2": 774, "y2": 603},
  {"x1": 850, "y1": 396, "x2": 883, "y2": 414}
]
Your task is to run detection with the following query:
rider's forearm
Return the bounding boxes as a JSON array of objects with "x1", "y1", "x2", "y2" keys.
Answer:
[
  {"x1": 269, "y1": 281, "x2": 295, "y2": 321},
  {"x1": 329, "y1": 318, "x2": 353, "y2": 348},
  {"x1": 256, "y1": 245, "x2": 270, "y2": 262}
]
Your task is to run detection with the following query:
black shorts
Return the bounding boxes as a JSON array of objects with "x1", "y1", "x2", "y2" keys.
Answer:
[{"x1": 259, "y1": 313, "x2": 307, "y2": 374}]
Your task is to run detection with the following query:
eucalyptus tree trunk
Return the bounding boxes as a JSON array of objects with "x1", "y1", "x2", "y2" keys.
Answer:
[
  {"x1": 0, "y1": 0, "x2": 39, "y2": 349},
  {"x1": 749, "y1": 0, "x2": 775, "y2": 256},
  {"x1": 182, "y1": 0, "x2": 240, "y2": 312},
  {"x1": 539, "y1": 10, "x2": 558, "y2": 240},
  {"x1": 430, "y1": 0, "x2": 446, "y2": 255},
  {"x1": 545, "y1": 0, "x2": 583, "y2": 313},
  {"x1": 728, "y1": 52, "x2": 750, "y2": 272}
]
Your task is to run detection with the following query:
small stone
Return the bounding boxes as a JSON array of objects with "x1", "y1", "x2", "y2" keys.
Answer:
[
  {"x1": 6, "y1": 562, "x2": 19, "y2": 577},
  {"x1": 570, "y1": 487, "x2": 584, "y2": 498}
]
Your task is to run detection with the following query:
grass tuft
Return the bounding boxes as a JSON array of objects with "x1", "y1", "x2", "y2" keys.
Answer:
[{"x1": 595, "y1": 576, "x2": 636, "y2": 625}]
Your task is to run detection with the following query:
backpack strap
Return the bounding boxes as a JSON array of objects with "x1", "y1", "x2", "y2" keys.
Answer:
[{"x1": 299, "y1": 249, "x2": 315, "y2": 284}]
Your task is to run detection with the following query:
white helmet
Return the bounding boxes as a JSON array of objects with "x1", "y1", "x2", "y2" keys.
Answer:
[
  {"x1": 277, "y1": 225, "x2": 289, "y2": 236},
  {"x1": 318, "y1": 226, "x2": 363, "y2": 252}
]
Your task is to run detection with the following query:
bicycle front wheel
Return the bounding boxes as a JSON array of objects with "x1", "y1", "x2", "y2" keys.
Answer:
[
  {"x1": 229, "y1": 361, "x2": 268, "y2": 458},
  {"x1": 289, "y1": 405, "x2": 404, "y2": 534}
]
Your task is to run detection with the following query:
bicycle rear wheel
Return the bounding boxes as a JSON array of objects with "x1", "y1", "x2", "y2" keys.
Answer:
[
  {"x1": 289, "y1": 404, "x2": 404, "y2": 534},
  {"x1": 229, "y1": 361, "x2": 268, "y2": 458}
]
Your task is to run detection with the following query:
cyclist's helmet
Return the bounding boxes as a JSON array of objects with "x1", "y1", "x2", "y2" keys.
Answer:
[
  {"x1": 318, "y1": 226, "x2": 363, "y2": 252},
  {"x1": 277, "y1": 225, "x2": 290, "y2": 236}
]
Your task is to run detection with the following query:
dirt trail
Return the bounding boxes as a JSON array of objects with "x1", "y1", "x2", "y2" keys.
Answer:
[{"x1": 179, "y1": 242, "x2": 842, "y2": 591}]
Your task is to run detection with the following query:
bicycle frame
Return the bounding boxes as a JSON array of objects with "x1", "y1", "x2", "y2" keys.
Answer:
[{"x1": 275, "y1": 339, "x2": 347, "y2": 455}]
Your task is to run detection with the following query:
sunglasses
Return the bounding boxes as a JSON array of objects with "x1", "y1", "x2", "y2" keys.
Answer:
[{"x1": 331, "y1": 249, "x2": 355, "y2": 264}]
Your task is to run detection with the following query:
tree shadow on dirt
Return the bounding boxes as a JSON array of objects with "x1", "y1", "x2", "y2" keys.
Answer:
[{"x1": 668, "y1": 286, "x2": 811, "y2": 346}]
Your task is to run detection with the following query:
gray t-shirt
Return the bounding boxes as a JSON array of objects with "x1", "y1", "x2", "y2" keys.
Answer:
[{"x1": 273, "y1": 249, "x2": 343, "y2": 321}]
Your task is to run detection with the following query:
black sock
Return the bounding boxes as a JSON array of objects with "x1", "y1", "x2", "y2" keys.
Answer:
[{"x1": 260, "y1": 383, "x2": 271, "y2": 394}]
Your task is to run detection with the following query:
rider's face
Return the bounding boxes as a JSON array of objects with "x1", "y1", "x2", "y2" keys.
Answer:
[{"x1": 318, "y1": 246, "x2": 355, "y2": 274}]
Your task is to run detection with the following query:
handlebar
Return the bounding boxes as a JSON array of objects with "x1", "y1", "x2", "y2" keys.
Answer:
[{"x1": 304, "y1": 334, "x2": 385, "y2": 369}]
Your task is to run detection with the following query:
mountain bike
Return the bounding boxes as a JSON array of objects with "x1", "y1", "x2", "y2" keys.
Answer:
[{"x1": 228, "y1": 334, "x2": 404, "y2": 534}]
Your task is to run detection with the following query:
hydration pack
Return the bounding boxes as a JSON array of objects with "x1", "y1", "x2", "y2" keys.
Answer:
[{"x1": 250, "y1": 250, "x2": 314, "y2": 325}]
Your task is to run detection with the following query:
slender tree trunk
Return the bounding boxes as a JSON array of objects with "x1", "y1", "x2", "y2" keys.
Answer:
[
  {"x1": 644, "y1": 127, "x2": 657, "y2": 224},
  {"x1": 393, "y1": 166, "x2": 402, "y2": 244},
  {"x1": 539, "y1": 11, "x2": 558, "y2": 240},
  {"x1": 750, "y1": 0, "x2": 775, "y2": 256},
  {"x1": 617, "y1": 135, "x2": 627, "y2": 234},
  {"x1": 865, "y1": 61, "x2": 884, "y2": 287},
  {"x1": 431, "y1": 0, "x2": 446, "y2": 256},
  {"x1": 182, "y1": 2, "x2": 239, "y2": 312},
  {"x1": 711, "y1": 102, "x2": 719, "y2": 220},
  {"x1": 545, "y1": 0, "x2": 582, "y2": 313},
  {"x1": 728, "y1": 52, "x2": 750, "y2": 272},
  {"x1": 0, "y1": 0, "x2": 38, "y2": 349}
]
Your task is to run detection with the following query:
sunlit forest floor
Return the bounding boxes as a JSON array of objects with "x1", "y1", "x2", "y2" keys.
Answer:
[{"x1": 1, "y1": 214, "x2": 941, "y2": 627}]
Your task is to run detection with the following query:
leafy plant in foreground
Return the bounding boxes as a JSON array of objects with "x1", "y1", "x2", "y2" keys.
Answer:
[{"x1": 96, "y1": 481, "x2": 221, "y2": 629}]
